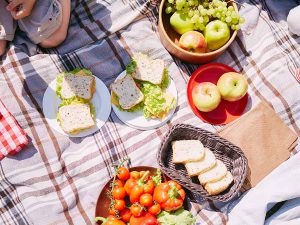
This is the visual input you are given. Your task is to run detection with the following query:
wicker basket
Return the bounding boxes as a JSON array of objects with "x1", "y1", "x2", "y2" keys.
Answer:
[{"x1": 157, "y1": 124, "x2": 248, "y2": 202}]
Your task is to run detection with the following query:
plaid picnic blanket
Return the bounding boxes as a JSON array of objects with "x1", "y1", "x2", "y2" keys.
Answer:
[{"x1": 0, "y1": 0, "x2": 300, "y2": 224}]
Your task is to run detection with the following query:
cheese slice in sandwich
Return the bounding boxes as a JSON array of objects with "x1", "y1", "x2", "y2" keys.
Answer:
[
  {"x1": 58, "y1": 102, "x2": 95, "y2": 134},
  {"x1": 58, "y1": 71, "x2": 95, "y2": 100},
  {"x1": 172, "y1": 140, "x2": 205, "y2": 163},
  {"x1": 198, "y1": 160, "x2": 228, "y2": 185},
  {"x1": 111, "y1": 75, "x2": 144, "y2": 110},
  {"x1": 131, "y1": 53, "x2": 165, "y2": 85},
  {"x1": 204, "y1": 171, "x2": 233, "y2": 195},
  {"x1": 184, "y1": 148, "x2": 216, "y2": 177}
]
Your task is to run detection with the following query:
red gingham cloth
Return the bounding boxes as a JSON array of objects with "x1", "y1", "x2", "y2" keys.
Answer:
[{"x1": 0, "y1": 100, "x2": 28, "y2": 160}]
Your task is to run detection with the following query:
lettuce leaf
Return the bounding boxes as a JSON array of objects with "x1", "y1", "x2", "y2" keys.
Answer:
[
  {"x1": 151, "y1": 169, "x2": 162, "y2": 186},
  {"x1": 70, "y1": 68, "x2": 93, "y2": 76},
  {"x1": 160, "y1": 68, "x2": 170, "y2": 89},
  {"x1": 56, "y1": 72, "x2": 65, "y2": 99},
  {"x1": 157, "y1": 208, "x2": 196, "y2": 225},
  {"x1": 126, "y1": 58, "x2": 137, "y2": 75},
  {"x1": 139, "y1": 81, "x2": 175, "y2": 119}
]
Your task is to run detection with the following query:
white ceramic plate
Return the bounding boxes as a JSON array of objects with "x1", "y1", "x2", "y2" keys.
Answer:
[
  {"x1": 42, "y1": 76, "x2": 111, "y2": 137},
  {"x1": 111, "y1": 71, "x2": 177, "y2": 130}
]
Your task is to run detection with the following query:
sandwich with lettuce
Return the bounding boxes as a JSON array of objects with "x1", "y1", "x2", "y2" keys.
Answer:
[
  {"x1": 55, "y1": 68, "x2": 96, "y2": 134},
  {"x1": 111, "y1": 53, "x2": 176, "y2": 119}
]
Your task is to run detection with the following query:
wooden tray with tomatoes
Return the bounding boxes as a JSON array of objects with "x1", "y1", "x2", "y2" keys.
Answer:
[{"x1": 95, "y1": 165, "x2": 194, "y2": 225}]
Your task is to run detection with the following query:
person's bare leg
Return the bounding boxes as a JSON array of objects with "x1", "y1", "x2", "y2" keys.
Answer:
[
  {"x1": 39, "y1": 0, "x2": 71, "y2": 48},
  {"x1": 0, "y1": 40, "x2": 7, "y2": 56}
]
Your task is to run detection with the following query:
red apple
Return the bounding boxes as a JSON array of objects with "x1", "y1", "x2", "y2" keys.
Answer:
[
  {"x1": 179, "y1": 31, "x2": 207, "y2": 53},
  {"x1": 192, "y1": 82, "x2": 221, "y2": 112}
]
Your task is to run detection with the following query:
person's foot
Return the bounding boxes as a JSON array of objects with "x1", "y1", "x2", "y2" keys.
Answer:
[
  {"x1": 287, "y1": 5, "x2": 300, "y2": 36},
  {"x1": 0, "y1": 40, "x2": 7, "y2": 56},
  {"x1": 39, "y1": 0, "x2": 71, "y2": 48}
]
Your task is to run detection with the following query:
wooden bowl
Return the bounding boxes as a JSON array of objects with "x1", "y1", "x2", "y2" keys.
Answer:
[
  {"x1": 158, "y1": 0, "x2": 238, "y2": 64},
  {"x1": 94, "y1": 166, "x2": 189, "y2": 224}
]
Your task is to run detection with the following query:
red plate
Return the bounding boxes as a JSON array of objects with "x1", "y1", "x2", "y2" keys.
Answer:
[{"x1": 187, "y1": 62, "x2": 248, "y2": 125}]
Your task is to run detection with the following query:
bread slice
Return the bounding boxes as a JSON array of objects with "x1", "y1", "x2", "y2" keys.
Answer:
[
  {"x1": 60, "y1": 73, "x2": 95, "y2": 100},
  {"x1": 172, "y1": 140, "x2": 205, "y2": 163},
  {"x1": 111, "y1": 75, "x2": 144, "y2": 109},
  {"x1": 205, "y1": 171, "x2": 233, "y2": 195},
  {"x1": 184, "y1": 148, "x2": 216, "y2": 176},
  {"x1": 131, "y1": 53, "x2": 165, "y2": 85},
  {"x1": 58, "y1": 103, "x2": 95, "y2": 134},
  {"x1": 198, "y1": 160, "x2": 228, "y2": 185}
]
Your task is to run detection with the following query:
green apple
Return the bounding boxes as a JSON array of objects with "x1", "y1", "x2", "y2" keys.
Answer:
[
  {"x1": 170, "y1": 11, "x2": 194, "y2": 35},
  {"x1": 179, "y1": 31, "x2": 207, "y2": 53},
  {"x1": 204, "y1": 20, "x2": 230, "y2": 51},
  {"x1": 192, "y1": 82, "x2": 221, "y2": 112},
  {"x1": 217, "y1": 72, "x2": 248, "y2": 101}
]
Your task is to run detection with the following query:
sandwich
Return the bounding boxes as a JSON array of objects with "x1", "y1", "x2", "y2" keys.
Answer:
[
  {"x1": 57, "y1": 98, "x2": 95, "y2": 134},
  {"x1": 56, "y1": 68, "x2": 95, "y2": 100},
  {"x1": 130, "y1": 52, "x2": 165, "y2": 85},
  {"x1": 111, "y1": 75, "x2": 144, "y2": 110},
  {"x1": 111, "y1": 52, "x2": 176, "y2": 119}
]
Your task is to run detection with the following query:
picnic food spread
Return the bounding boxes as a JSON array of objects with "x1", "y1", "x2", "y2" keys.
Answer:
[{"x1": 1, "y1": 0, "x2": 300, "y2": 225}]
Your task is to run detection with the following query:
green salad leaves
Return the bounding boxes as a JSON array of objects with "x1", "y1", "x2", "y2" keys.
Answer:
[{"x1": 157, "y1": 208, "x2": 196, "y2": 225}]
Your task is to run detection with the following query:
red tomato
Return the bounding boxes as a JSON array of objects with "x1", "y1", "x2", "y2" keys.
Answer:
[
  {"x1": 109, "y1": 208, "x2": 116, "y2": 216},
  {"x1": 144, "y1": 180, "x2": 155, "y2": 194},
  {"x1": 112, "y1": 187, "x2": 126, "y2": 200},
  {"x1": 130, "y1": 171, "x2": 140, "y2": 180},
  {"x1": 114, "y1": 180, "x2": 124, "y2": 188},
  {"x1": 117, "y1": 167, "x2": 130, "y2": 181},
  {"x1": 130, "y1": 204, "x2": 144, "y2": 217},
  {"x1": 119, "y1": 208, "x2": 132, "y2": 222},
  {"x1": 139, "y1": 193, "x2": 153, "y2": 207},
  {"x1": 130, "y1": 186, "x2": 144, "y2": 203},
  {"x1": 148, "y1": 203, "x2": 161, "y2": 216},
  {"x1": 114, "y1": 199, "x2": 125, "y2": 211}
]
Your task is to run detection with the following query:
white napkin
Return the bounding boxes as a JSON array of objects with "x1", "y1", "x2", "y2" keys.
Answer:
[
  {"x1": 227, "y1": 152, "x2": 300, "y2": 225},
  {"x1": 265, "y1": 198, "x2": 300, "y2": 225}
]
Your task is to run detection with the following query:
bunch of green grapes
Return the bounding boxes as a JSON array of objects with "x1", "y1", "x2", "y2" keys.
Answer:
[{"x1": 165, "y1": 0, "x2": 245, "y2": 31}]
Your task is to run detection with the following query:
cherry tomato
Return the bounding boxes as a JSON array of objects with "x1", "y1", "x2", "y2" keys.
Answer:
[
  {"x1": 112, "y1": 187, "x2": 126, "y2": 200},
  {"x1": 114, "y1": 199, "x2": 126, "y2": 211},
  {"x1": 139, "y1": 193, "x2": 153, "y2": 207},
  {"x1": 130, "y1": 171, "x2": 140, "y2": 180},
  {"x1": 148, "y1": 203, "x2": 161, "y2": 216},
  {"x1": 109, "y1": 207, "x2": 116, "y2": 215},
  {"x1": 119, "y1": 208, "x2": 132, "y2": 222},
  {"x1": 130, "y1": 186, "x2": 144, "y2": 203},
  {"x1": 130, "y1": 204, "x2": 144, "y2": 217},
  {"x1": 124, "y1": 179, "x2": 136, "y2": 195},
  {"x1": 117, "y1": 167, "x2": 130, "y2": 181},
  {"x1": 114, "y1": 180, "x2": 124, "y2": 188}
]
